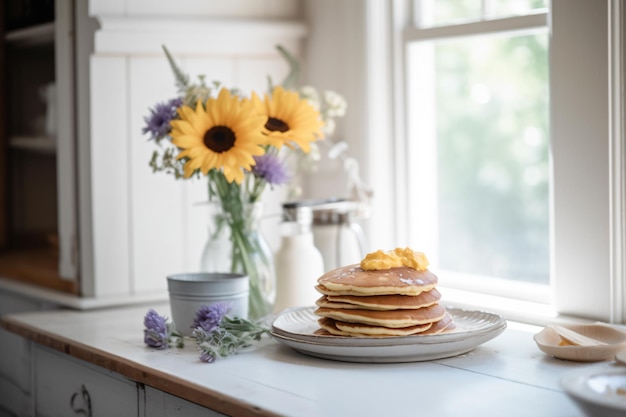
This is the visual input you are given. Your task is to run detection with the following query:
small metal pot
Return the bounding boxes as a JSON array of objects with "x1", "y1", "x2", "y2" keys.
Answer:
[{"x1": 167, "y1": 272, "x2": 249, "y2": 336}]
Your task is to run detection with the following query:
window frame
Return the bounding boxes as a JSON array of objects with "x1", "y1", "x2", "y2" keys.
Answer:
[
  {"x1": 368, "y1": 0, "x2": 626, "y2": 323},
  {"x1": 403, "y1": 10, "x2": 551, "y2": 304}
]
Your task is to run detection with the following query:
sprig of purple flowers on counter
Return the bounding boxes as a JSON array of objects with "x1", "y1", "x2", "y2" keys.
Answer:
[
  {"x1": 143, "y1": 309, "x2": 184, "y2": 349},
  {"x1": 143, "y1": 303, "x2": 269, "y2": 363},
  {"x1": 192, "y1": 303, "x2": 270, "y2": 363}
]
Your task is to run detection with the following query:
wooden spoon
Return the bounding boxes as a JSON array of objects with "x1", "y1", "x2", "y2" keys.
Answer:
[{"x1": 549, "y1": 324, "x2": 607, "y2": 347}]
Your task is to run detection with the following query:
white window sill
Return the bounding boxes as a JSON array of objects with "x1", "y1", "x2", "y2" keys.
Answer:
[{"x1": 440, "y1": 286, "x2": 601, "y2": 327}]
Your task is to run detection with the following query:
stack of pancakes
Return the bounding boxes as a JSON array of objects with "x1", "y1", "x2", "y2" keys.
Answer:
[{"x1": 314, "y1": 264, "x2": 456, "y2": 337}]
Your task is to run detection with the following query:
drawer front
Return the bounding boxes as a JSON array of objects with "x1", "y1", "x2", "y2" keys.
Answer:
[
  {"x1": 34, "y1": 346, "x2": 138, "y2": 417},
  {"x1": 144, "y1": 387, "x2": 226, "y2": 417}
]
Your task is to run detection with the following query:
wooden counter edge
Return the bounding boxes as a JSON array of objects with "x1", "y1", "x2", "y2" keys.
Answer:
[{"x1": 1, "y1": 315, "x2": 281, "y2": 417}]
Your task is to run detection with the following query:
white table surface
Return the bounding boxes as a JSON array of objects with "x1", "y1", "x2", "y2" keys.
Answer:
[{"x1": 1, "y1": 303, "x2": 609, "y2": 417}]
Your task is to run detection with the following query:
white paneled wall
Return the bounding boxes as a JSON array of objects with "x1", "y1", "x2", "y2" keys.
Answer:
[
  {"x1": 90, "y1": 57, "x2": 132, "y2": 297},
  {"x1": 90, "y1": 0, "x2": 301, "y2": 19},
  {"x1": 88, "y1": 1, "x2": 306, "y2": 298}
]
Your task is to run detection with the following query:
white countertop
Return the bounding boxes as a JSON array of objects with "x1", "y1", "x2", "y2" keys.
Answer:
[{"x1": 0, "y1": 303, "x2": 607, "y2": 417}]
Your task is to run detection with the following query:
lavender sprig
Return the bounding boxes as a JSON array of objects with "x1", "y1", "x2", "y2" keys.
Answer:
[
  {"x1": 142, "y1": 303, "x2": 268, "y2": 362},
  {"x1": 143, "y1": 309, "x2": 184, "y2": 349},
  {"x1": 142, "y1": 98, "x2": 182, "y2": 142},
  {"x1": 252, "y1": 153, "x2": 289, "y2": 186},
  {"x1": 192, "y1": 302, "x2": 269, "y2": 363}
]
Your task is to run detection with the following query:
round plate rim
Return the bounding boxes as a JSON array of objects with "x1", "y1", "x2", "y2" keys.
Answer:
[
  {"x1": 560, "y1": 367, "x2": 626, "y2": 412},
  {"x1": 269, "y1": 305, "x2": 507, "y2": 360}
]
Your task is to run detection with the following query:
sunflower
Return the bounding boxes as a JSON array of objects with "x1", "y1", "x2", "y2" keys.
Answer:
[
  {"x1": 253, "y1": 86, "x2": 324, "y2": 153},
  {"x1": 170, "y1": 88, "x2": 267, "y2": 184}
]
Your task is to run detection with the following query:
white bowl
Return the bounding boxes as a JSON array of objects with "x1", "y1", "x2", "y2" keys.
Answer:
[
  {"x1": 534, "y1": 323, "x2": 626, "y2": 362},
  {"x1": 561, "y1": 366, "x2": 626, "y2": 417}
]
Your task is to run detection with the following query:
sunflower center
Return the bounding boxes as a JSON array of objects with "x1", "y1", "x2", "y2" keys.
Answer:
[
  {"x1": 265, "y1": 117, "x2": 290, "y2": 133},
  {"x1": 204, "y1": 126, "x2": 236, "y2": 153}
]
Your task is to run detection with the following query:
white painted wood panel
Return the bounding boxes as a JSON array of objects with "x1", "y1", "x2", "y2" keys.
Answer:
[
  {"x1": 75, "y1": 1, "x2": 99, "y2": 297},
  {"x1": 34, "y1": 347, "x2": 138, "y2": 417},
  {"x1": 90, "y1": 0, "x2": 301, "y2": 19},
  {"x1": 55, "y1": 0, "x2": 78, "y2": 281},
  {"x1": 94, "y1": 18, "x2": 306, "y2": 56},
  {"x1": 90, "y1": 57, "x2": 132, "y2": 297},
  {"x1": 127, "y1": 0, "x2": 300, "y2": 18},
  {"x1": 145, "y1": 387, "x2": 227, "y2": 417},
  {"x1": 88, "y1": 8, "x2": 306, "y2": 298},
  {"x1": 129, "y1": 57, "x2": 185, "y2": 293},
  {"x1": 301, "y1": 1, "x2": 368, "y2": 202},
  {"x1": 129, "y1": 57, "x2": 235, "y2": 293},
  {"x1": 88, "y1": 0, "x2": 126, "y2": 16},
  {"x1": 0, "y1": 293, "x2": 41, "y2": 396},
  {"x1": 0, "y1": 292, "x2": 45, "y2": 417},
  {"x1": 0, "y1": 379, "x2": 31, "y2": 417},
  {"x1": 551, "y1": 0, "x2": 611, "y2": 320},
  {"x1": 234, "y1": 56, "x2": 290, "y2": 95}
]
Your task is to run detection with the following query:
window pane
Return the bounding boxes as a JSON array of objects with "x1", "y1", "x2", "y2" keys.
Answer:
[
  {"x1": 491, "y1": 0, "x2": 548, "y2": 18},
  {"x1": 416, "y1": 0, "x2": 548, "y2": 27},
  {"x1": 408, "y1": 32, "x2": 550, "y2": 284},
  {"x1": 418, "y1": 0, "x2": 482, "y2": 27}
]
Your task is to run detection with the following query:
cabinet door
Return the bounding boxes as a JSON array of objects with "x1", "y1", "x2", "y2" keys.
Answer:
[
  {"x1": 0, "y1": 291, "x2": 54, "y2": 417},
  {"x1": 34, "y1": 347, "x2": 138, "y2": 417},
  {"x1": 143, "y1": 387, "x2": 226, "y2": 417}
]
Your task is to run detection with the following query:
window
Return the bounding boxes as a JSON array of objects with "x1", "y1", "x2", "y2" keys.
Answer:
[
  {"x1": 404, "y1": 1, "x2": 550, "y2": 302},
  {"x1": 371, "y1": 0, "x2": 626, "y2": 322}
]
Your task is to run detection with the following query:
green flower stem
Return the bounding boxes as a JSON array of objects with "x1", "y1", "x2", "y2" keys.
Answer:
[
  {"x1": 209, "y1": 170, "x2": 273, "y2": 321},
  {"x1": 231, "y1": 226, "x2": 270, "y2": 320}
]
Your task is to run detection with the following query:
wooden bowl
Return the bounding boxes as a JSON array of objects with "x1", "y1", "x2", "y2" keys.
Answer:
[{"x1": 534, "y1": 323, "x2": 626, "y2": 362}]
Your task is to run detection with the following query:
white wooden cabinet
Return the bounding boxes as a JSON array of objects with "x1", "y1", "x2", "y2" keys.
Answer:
[
  {"x1": 0, "y1": 290, "x2": 59, "y2": 417},
  {"x1": 1, "y1": 0, "x2": 304, "y2": 299},
  {"x1": 29, "y1": 344, "x2": 227, "y2": 417},
  {"x1": 2, "y1": 0, "x2": 80, "y2": 293},
  {"x1": 34, "y1": 347, "x2": 138, "y2": 417},
  {"x1": 1, "y1": 1, "x2": 305, "y2": 415},
  {"x1": 144, "y1": 387, "x2": 226, "y2": 417}
]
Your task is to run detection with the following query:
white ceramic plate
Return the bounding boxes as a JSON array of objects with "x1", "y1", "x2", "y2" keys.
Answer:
[
  {"x1": 270, "y1": 306, "x2": 506, "y2": 363},
  {"x1": 560, "y1": 366, "x2": 626, "y2": 417}
]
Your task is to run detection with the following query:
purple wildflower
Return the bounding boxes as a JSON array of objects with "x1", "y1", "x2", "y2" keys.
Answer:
[
  {"x1": 142, "y1": 97, "x2": 182, "y2": 140},
  {"x1": 200, "y1": 350, "x2": 216, "y2": 363},
  {"x1": 192, "y1": 302, "x2": 232, "y2": 333},
  {"x1": 143, "y1": 309, "x2": 170, "y2": 349},
  {"x1": 252, "y1": 153, "x2": 289, "y2": 185}
]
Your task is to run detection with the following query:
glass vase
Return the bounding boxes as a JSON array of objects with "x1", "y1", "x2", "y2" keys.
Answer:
[{"x1": 200, "y1": 201, "x2": 276, "y2": 321}]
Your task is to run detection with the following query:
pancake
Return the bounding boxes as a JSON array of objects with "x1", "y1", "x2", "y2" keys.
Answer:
[
  {"x1": 315, "y1": 289, "x2": 441, "y2": 311},
  {"x1": 317, "y1": 264, "x2": 438, "y2": 296},
  {"x1": 318, "y1": 317, "x2": 433, "y2": 337},
  {"x1": 314, "y1": 304, "x2": 446, "y2": 328},
  {"x1": 326, "y1": 288, "x2": 441, "y2": 310},
  {"x1": 334, "y1": 319, "x2": 433, "y2": 336},
  {"x1": 418, "y1": 313, "x2": 455, "y2": 335},
  {"x1": 313, "y1": 248, "x2": 455, "y2": 338},
  {"x1": 318, "y1": 317, "x2": 365, "y2": 336},
  {"x1": 316, "y1": 297, "x2": 365, "y2": 310}
]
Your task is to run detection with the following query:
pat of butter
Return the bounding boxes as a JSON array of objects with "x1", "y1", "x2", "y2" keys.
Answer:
[{"x1": 360, "y1": 247, "x2": 429, "y2": 271}]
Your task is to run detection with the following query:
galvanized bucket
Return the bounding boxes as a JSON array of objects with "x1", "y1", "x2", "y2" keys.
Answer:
[{"x1": 167, "y1": 272, "x2": 249, "y2": 336}]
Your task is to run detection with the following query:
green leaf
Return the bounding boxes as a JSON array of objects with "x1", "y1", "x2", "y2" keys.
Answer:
[
  {"x1": 162, "y1": 45, "x2": 190, "y2": 94},
  {"x1": 276, "y1": 44, "x2": 300, "y2": 90}
]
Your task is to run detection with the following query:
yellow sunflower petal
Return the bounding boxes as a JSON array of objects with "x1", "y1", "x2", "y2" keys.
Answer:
[
  {"x1": 257, "y1": 85, "x2": 324, "y2": 152},
  {"x1": 169, "y1": 86, "x2": 267, "y2": 183}
]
